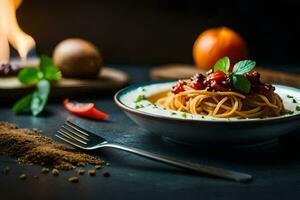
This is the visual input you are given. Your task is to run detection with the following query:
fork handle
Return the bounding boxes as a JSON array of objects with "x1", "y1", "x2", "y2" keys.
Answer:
[{"x1": 101, "y1": 143, "x2": 252, "y2": 183}]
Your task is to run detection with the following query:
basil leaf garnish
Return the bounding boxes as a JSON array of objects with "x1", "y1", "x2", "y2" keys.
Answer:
[
  {"x1": 213, "y1": 57, "x2": 230, "y2": 74},
  {"x1": 232, "y1": 75, "x2": 251, "y2": 93},
  {"x1": 233, "y1": 60, "x2": 256, "y2": 75}
]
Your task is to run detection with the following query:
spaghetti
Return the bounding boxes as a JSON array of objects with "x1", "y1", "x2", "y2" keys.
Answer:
[
  {"x1": 155, "y1": 57, "x2": 285, "y2": 119},
  {"x1": 156, "y1": 86, "x2": 284, "y2": 118}
]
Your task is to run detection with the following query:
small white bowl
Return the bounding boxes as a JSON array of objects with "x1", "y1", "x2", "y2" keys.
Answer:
[{"x1": 115, "y1": 81, "x2": 300, "y2": 148}]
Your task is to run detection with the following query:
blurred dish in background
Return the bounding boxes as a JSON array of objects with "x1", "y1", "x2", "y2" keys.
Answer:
[
  {"x1": 193, "y1": 27, "x2": 248, "y2": 70},
  {"x1": 1, "y1": 38, "x2": 129, "y2": 100},
  {"x1": 0, "y1": 67, "x2": 128, "y2": 100}
]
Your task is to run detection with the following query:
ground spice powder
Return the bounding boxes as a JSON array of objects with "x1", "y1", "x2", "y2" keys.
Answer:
[{"x1": 0, "y1": 122, "x2": 104, "y2": 170}]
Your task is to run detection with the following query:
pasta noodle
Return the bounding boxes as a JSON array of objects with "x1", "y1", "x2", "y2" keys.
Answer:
[{"x1": 155, "y1": 86, "x2": 285, "y2": 118}]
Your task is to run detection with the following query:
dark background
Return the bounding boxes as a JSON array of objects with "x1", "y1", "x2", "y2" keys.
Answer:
[{"x1": 16, "y1": 0, "x2": 300, "y2": 65}]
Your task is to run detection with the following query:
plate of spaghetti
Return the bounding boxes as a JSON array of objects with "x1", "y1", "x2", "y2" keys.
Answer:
[{"x1": 115, "y1": 57, "x2": 300, "y2": 147}]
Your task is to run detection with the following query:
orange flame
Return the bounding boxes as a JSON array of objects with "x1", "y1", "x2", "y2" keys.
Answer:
[{"x1": 0, "y1": 0, "x2": 35, "y2": 63}]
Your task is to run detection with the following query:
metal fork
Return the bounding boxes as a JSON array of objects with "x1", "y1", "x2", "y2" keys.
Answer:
[{"x1": 56, "y1": 120, "x2": 253, "y2": 183}]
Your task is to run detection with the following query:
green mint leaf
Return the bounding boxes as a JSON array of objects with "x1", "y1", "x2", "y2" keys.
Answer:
[
  {"x1": 232, "y1": 75, "x2": 251, "y2": 93},
  {"x1": 18, "y1": 68, "x2": 42, "y2": 85},
  {"x1": 213, "y1": 57, "x2": 230, "y2": 74},
  {"x1": 182, "y1": 113, "x2": 187, "y2": 118},
  {"x1": 39, "y1": 55, "x2": 61, "y2": 82},
  {"x1": 30, "y1": 80, "x2": 50, "y2": 116},
  {"x1": 296, "y1": 106, "x2": 300, "y2": 111},
  {"x1": 12, "y1": 93, "x2": 33, "y2": 114},
  {"x1": 233, "y1": 60, "x2": 256, "y2": 75},
  {"x1": 293, "y1": 99, "x2": 297, "y2": 103},
  {"x1": 135, "y1": 94, "x2": 145, "y2": 103},
  {"x1": 286, "y1": 95, "x2": 293, "y2": 98}
]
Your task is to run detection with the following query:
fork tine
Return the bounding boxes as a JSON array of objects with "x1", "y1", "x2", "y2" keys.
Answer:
[
  {"x1": 58, "y1": 128, "x2": 87, "y2": 145},
  {"x1": 61, "y1": 125, "x2": 89, "y2": 141},
  {"x1": 57, "y1": 129, "x2": 74, "y2": 141},
  {"x1": 65, "y1": 121, "x2": 90, "y2": 136},
  {"x1": 56, "y1": 132, "x2": 86, "y2": 149},
  {"x1": 56, "y1": 130, "x2": 80, "y2": 144}
]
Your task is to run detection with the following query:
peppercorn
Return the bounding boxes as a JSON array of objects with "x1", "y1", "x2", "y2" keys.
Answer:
[
  {"x1": 41, "y1": 167, "x2": 50, "y2": 174},
  {"x1": 52, "y1": 169, "x2": 59, "y2": 176},
  {"x1": 102, "y1": 171, "x2": 110, "y2": 177},
  {"x1": 68, "y1": 176, "x2": 79, "y2": 183},
  {"x1": 88, "y1": 169, "x2": 96, "y2": 176},
  {"x1": 19, "y1": 174, "x2": 27, "y2": 180}
]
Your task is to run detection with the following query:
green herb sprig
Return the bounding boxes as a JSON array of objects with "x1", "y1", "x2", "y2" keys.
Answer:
[
  {"x1": 135, "y1": 94, "x2": 146, "y2": 103},
  {"x1": 213, "y1": 57, "x2": 256, "y2": 93},
  {"x1": 13, "y1": 55, "x2": 61, "y2": 116}
]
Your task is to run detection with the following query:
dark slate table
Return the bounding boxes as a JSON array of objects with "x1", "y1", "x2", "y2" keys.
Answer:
[{"x1": 1, "y1": 65, "x2": 300, "y2": 200}]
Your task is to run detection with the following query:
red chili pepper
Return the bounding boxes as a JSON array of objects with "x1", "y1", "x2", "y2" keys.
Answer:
[
  {"x1": 64, "y1": 99, "x2": 108, "y2": 120},
  {"x1": 210, "y1": 81, "x2": 229, "y2": 92},
  {"x1": 206, "y1": 70, "x2": 227, "y2": 82}
]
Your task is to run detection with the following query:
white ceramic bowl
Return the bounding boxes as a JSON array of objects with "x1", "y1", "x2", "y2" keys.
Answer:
[{"x1": 115, "y1": 81, "x2": 300, "y2": 148}]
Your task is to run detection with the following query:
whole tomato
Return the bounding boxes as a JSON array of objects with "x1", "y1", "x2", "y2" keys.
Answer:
[{"x1": 193, "y1": 27, "x2": 248, "y2": 70}]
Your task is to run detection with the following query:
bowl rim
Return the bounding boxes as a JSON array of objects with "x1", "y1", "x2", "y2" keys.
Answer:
[{"x1": 114, "y1": 81, "x2": 300, "y2": 124}]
